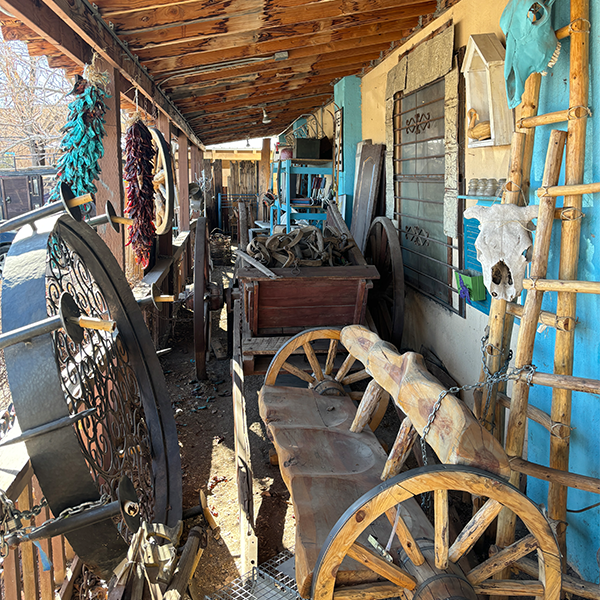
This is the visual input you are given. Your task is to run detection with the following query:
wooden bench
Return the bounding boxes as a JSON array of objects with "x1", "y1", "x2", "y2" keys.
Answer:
[{"x1": 258, "y1": 326, "x2": 561, "y2": 600}]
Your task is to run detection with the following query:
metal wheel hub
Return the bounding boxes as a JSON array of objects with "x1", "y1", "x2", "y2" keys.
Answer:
[{"x1": 311, "y1": 376, "x2": 346, "y2": 396}]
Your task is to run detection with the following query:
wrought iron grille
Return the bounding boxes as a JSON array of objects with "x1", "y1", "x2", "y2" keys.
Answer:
[
  {"x1": 45, "y1": 230, "x2": 154, "y2": 536},
  {"x1": 393, "y1": 78, "x2": 463, "y2": 314}
]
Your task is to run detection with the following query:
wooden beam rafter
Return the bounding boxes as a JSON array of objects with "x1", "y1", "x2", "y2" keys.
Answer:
[
  {"x1": 139, "y1": 19, "x2": 411, "y2": 66},
  {"x1": 119, "y1": 1, "x2": 435, "y2": 50}
]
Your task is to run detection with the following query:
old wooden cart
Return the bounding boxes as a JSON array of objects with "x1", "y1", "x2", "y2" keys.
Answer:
[
  {"x1": 237, "y1": 205, "x2": 379, "y2": 375},
  {"x1": 257, "y1": 325, "x2": 562, "y2": 599}
]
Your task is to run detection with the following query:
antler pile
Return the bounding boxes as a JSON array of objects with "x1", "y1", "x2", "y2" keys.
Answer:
[{"x1": 246, "y1": 226, "x2": 355, "y2": 268}]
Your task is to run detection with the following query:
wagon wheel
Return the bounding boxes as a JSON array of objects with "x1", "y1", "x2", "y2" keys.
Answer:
[
  {"x1": 149, "y1": 127, "x2": 174, "y2": 235},
  {"x1": 311, "y1": 465, "x2": 560, "y2": 600},
  {"x1": 364, "y1": 217, "x2": 405, "y2": 349},
  {"x1": 2, "y1": 214, "x2": 181, "y2": 577},
  {"x1": 264, "y1": 327, "x2": 389, "y2": 431},
  {"x1": 194, "y1": 217, "x2": 211, "y2": 379}
]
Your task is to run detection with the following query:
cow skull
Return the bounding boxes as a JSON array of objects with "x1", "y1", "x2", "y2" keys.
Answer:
[{"x1": 464, "y1": 204, "x2": 539, "y2": 301}]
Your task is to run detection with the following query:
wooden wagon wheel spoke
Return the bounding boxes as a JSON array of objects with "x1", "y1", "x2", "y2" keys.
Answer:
[
  {"x1": 346, "y1": 541, "x2": 417, "y2": 588},
  {"x1": 448, "y1": 498, "x2": 503, "y2": 563},
  {"x1": 311, "y1": 466, "x2": 561, "y2": 600},
  {"x1": 466, "y1": 533, "x2": 539, "y2": 585},
  {"x1": 303, "y1": 341, "x2": 324, "y2": 381},
  {"x1": 334, "y1": 354, "x2": 356, "y2": 382},
  {"x1": 324, "y1": 338, "x2": 338, "y2": 376},
  {"x1": 282, "y1": 361, "x2": 315, "y2": 384},
  {"x1": 264, "y1": 328, "x2": 389, "y2": 431},
  {"x1": 385, "y1": 505, "x2": 425, "y2": 566},
  {"x1": 434, "y1": 488, "x2": 449, "y2": 570}
]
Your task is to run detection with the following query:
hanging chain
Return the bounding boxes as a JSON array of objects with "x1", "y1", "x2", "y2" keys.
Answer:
[
  {"x1": 0, "y1": 489, "x2": 111, "y2": 558},
  {"x1": 419, "y1": 331, "x2": 536, "y2": 508}
]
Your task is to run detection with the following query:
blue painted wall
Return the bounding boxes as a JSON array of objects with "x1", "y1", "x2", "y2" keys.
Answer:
[
  {"x1": 334, "y1": 76, "x2": 362, "y2": 225},
  {"x1": 525, "y1": 2, "x2": 600, "y2": 583}
]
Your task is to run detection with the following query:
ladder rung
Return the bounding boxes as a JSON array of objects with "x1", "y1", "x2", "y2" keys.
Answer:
[
  {"x1": 509, "y1": 457, "x2": 600, "y2": 495},
  {"x1": 525, "y1": 370, "x2": 600, "y2": 394},
  {"x1": 556, "y1": 19, "x2": 590, "y2": 40},
  {"x1": 497, "y1": 392, "x2": 553, "y2": 432},
  {"x1": 518, "y1": 109, "x2": 569, "y2": 129},
  {"x1": 523, "y1": 279, "x2": 600, "y2": 294},
  {"x1": 519, "y1": 106, "x2": 590, "y2": 129},
  {"x1": 506, "y1": 302, "x2": 574, "y2": 331},
  {"x1": 537, "y1": 181, "x2": 600, "y2": 198}
]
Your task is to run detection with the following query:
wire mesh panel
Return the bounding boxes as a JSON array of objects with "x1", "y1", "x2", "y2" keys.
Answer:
[{"x1": 209, "y1": 551, "x2": 300, "y2": 600}]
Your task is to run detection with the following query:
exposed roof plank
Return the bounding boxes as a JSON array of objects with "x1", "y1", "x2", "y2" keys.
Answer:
[
  {"x1": 155, "y1": 46, "x2": 393, "y2": 93},
  {"x1": 119, "y1": 0, "x2": 435, "y2": 50},
  {"x1": 98, "y1": 0, "x2": 315, "y2": 19},
  {"x1": 168, "y1": 47, "x2": 394, "y2": 103},
  {"x1": 5, "y1": 0, "x2": 441, "y2": 144},
  {"x1": 184, "y1": 88, "x2": 333, "y2": 118},
  {"x1": 141, "y1": 19, "x2": 412, "y2": 69}
]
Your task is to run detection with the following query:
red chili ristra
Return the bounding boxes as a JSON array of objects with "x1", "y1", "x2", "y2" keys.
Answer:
[{"x1": 124, "y1": 120, "x2": 156, "y2": 267}]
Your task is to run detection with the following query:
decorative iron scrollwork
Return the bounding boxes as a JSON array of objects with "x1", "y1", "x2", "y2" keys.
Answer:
[
  {"x1": 405, "y1": 112, "x2": 431, "y2": 135},
  {"x1": 404, "y1": 225, "x2": 430, "y2": 246},
  {"x1": 45, "y1": 231, "x2": 154, "y2": 536}
]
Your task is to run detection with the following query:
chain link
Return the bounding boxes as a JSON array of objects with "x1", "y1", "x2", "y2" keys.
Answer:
[
  {"x1": 419, "y1": 331, "x2": 536, "y2": 509},
  {"x1": 0, "y1": 490, "x2": 111, "y2": 557}
]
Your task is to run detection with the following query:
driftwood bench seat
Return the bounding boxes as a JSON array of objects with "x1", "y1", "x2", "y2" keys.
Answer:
[
  {"x1": 259, "y1": 384, "x2": 404, "y2": 598},
  {"x1": 258, "y1": 327, "x2": 561, "y2": 600}
]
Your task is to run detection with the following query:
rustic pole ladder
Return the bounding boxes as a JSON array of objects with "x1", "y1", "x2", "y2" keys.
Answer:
[{"x1": 473, "y1": 0, "x2": 600, "y2": 593}]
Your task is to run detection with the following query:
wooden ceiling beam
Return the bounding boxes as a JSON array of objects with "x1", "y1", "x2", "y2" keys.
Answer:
[
  {"x1": 188, "y1": 97, "x2": 329, "y2": 126},
  {"x1": 141, "y1": 19, "x2": 412, "y2": 69},
  {"x1": 120, "y1": 0, "x2": 436, "y2": 50},
  {"x1": 157, "y1": 46, "x2": 389, "y2": 91},
  {"x1": 98, "y1": 0, "x2": 315, "y2": 20},
  {"x1": 3, "y1": 0, "x2": 205, "y2": 148},
  {"x1": 168, "y1": 47, "x2": 391, "y2": 104},
  {"x1": 183, "y1": 87, "x2": 333, "y2": 117},
  {"x1": 167, "y1": 66, "x2": 361, "y2": 103},
  {"x1": 185, "y1": 94, "x2": 331, "y2": 121},
  {"x1": 177, "y1": 82, "x2": 335, "y2": 113}
]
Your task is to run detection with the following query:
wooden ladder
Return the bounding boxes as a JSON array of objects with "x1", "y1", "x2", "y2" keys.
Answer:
[{"x1": 472, "y1": 0, "x2": 600, "y2": 590}]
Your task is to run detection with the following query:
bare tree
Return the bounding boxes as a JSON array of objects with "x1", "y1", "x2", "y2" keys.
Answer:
[{"x1": 0, "y1": 33, "x2": 71, "y2": 168}]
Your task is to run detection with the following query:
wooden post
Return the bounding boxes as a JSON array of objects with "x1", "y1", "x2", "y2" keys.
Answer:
[
  {"x1": 259, "y1": 138, "x2": 271, "y2": 193},
  {"x1": 213, "y1": 159, "x2": 223, "y2": 230},
  {"x1": 96, "y1": 62, "x2": 125, "y2": 268},
  {"x1": 475, "y1": 132, "x2": 525, "y2": 428},
  {"x1": 32, "y1": 479, "x2": 54, "y2": 600},
  {"x1": 18, "y1": 484, "x2": 38, "y2": 600},
  {"x1": 495, "y1": 130, "x2": 567, "y2": 556},
  {"x1": 549, "y1": 0, "x2": 590, "y2": 564},
  {"x1": 178, "y1": 131, "x2": 190, "y2": 232}
]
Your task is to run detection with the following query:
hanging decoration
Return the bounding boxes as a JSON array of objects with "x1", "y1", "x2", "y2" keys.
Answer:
[
  {"x1": 500, "y1": 0, "x2": 561, "y2": 109},
  {"x1": 50, "y1": 56, "x2": 111, "y2": 211},
  {"x1": 124, "y1": 113, "x2": 156, "y2": 267}
]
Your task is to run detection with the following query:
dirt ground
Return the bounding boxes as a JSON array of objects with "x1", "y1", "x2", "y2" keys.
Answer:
[
  {"x1": 159, "y1": 264, "x2": 296, "y2": 598},
  {"x1": 158, "y1": 263, "x2": 403, "y2": 599}
]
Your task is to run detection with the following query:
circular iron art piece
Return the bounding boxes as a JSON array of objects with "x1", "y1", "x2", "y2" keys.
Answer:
[{"x1": 2, "y1": 213, "x2": 181, "y2": 577}]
